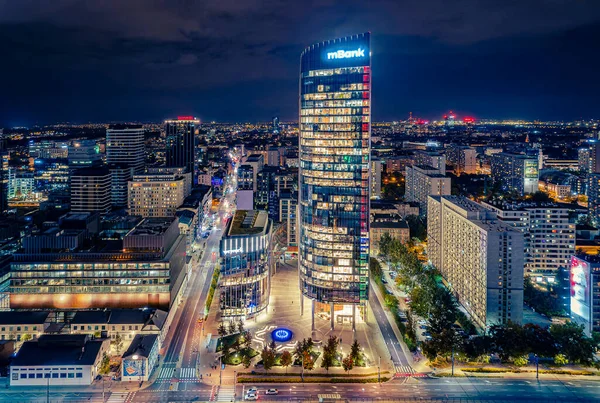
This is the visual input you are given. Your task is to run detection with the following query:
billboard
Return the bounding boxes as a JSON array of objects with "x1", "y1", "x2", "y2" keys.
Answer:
[
  {"x1": 570, "y1": 256, "x2": 590, "y2": 321},
  {"x1": 524, "y1": 160, "x2": 539, "y2": 179},
  {"x1": 123, "y1": 358, "x2": 146, "y2": 378}
]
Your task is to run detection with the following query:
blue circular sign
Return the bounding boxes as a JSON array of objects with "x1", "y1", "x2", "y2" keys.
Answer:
[{"x1": 271, "y1": 328, "x2": 293, "y2": 342}]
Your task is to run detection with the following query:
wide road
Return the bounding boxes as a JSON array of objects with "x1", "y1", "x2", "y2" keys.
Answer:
[{"x1": 6, "y1": 376, "x2": 598, "y2": 402}]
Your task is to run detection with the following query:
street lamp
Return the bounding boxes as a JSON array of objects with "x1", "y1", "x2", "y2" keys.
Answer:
[{"x1": 535, "y1": 354, "x2": 539, "y2": 379}]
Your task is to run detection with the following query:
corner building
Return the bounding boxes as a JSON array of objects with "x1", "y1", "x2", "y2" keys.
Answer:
[{"x1": 299, "y1": 33, "x2": 371, "y2": 330}]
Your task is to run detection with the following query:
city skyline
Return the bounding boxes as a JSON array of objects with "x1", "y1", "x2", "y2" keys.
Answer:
[{"x1": 1, "y1": 1, "x2": 600, "y2": 126}]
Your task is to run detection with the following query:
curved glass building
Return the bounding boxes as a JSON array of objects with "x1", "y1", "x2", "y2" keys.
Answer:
[{"x1": 298, "y1": 33, "x2": 371, "y2": 329}]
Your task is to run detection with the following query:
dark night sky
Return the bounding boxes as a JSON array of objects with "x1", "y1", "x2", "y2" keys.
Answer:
[{"x1": 1, "y1": 0, "x2": 600, "y2": 126}]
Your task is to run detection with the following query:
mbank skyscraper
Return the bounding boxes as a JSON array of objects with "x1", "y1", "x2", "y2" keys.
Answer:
[{"x1": 298, "y1": 33, "x2": 371, "y2": 330}]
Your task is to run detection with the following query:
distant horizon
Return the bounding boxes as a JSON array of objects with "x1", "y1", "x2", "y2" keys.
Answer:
[{"x1": 3, "y1": 114, "x2": 600, "y2": 129}]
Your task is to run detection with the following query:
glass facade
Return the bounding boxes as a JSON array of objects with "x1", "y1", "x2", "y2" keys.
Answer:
[
  {"x1": 299, "y1": 33, "x2": 371, "y2": 304},
  {"x1": 219, "y1": 211, "x2": 272, "y2": 317}
]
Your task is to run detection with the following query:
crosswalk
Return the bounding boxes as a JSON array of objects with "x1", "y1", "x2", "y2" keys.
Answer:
[
  {"x1": 178, "y1": 367, "x2": 197, "y2": 380},
  {"x1": 395, "y1": 364, "x2": 415, "y2": 375},
  {"x1": 106, "y1": 392, "x2": 136, "y2": 403},
  {"x1": 157, "y1": 364, "x2": 176, "y2": 380},
  {"x1": 216, "y1": 385, "x2": 235, "y2": 402}
]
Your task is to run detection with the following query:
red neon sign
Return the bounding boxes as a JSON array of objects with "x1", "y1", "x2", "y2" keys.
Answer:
[{"x1": 177, "y1": 116, "x2": 195, "y2": 120}]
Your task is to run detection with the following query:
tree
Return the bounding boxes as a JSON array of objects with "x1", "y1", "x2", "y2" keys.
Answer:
[
  {"x1": 237, "y1": 319, "x2": 245, "y2": 334},
  {"x1": 222, "y1": 344, "x2": 231, "y2": 360},
  {"x1": 550, "y1": 322, "x2": 595, "y2": 365},
  {"x1": 489, "y1": 322, "x2": 528, "y2": 361},
  {"x1": 242, "y1": 354, "x2": 252, "y2": 369},
  {"x1": 111, "y1": 334, "x2": 123, "y2": 354},
  {"x1": 20, "y1": 333, "x2": 32, "y2": 342},
  {"x1": 350, "y1": 340, "x2": 361, "y2": 363},
  {"x1": 99, "y1": 352, "x2": 111, "y2": 375},
  {"x1": 243, "y1": 331, "x2": 253, "y2": 350},
  {"x1": 280, "y1": 350, "x2": 293, "y2": 374},
  {"x1": 379, "y1": 233, "x2": 393, "y2": 258},
  {"x1": 269, "y1": 340, "x2": 276, "y2": 351},
  {"x1": 218, "y1": 322, "x2": 227, "y2": 338},
  {"x1": 321, "y1": 335, "x2": 339, "y2": 373},
  {"x1": 261, "y1": 346, "x2": 276, "y2": 373},
  {"x1": 302, "y1": 351, "x2": 314, "y2": 371},
  {"x1": 342, "y1": 355, "x2": 354, "y2": 374},
  {"x1": 523, "y1": 324, "x2": 557, "y2": 358},
  {"x1": 228, "y1": 320, "x2": 237, "y2": 335}
]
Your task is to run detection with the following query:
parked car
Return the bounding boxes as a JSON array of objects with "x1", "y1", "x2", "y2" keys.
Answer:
[
  {"x1": 247, "y1": 387, "x2": 258, "y2": 395},
  {"x1": 245, "y1": 393, "x2": 258, "y2": 401}
]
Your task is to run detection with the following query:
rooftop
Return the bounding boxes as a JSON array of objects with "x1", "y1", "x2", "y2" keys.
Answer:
[
  {"x1": 127, "y1": 218, "x2": 176, "y2": 237},
  {"x1": 11, "y1": 335, "x2": 105, "y2": 367},
  {"x1": 227, "y1": 210, "x2": 269, "y2": 236},
  {"x1": 122, "y1": 334, "x2": 158, "y2": 359},
  {"x1": 0, "y1": 311, "x2": 49, "y2": 325}
]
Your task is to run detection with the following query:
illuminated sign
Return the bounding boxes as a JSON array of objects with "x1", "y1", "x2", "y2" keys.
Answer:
[
  {"x1": 223, "y1": 247, "x2": 243, "y2": 255},
  {"x1": 327, "y1": 48, "x2": 366, "y2": 60},
  {"x1": 570, "y1": 256, "x2": 590, "y2": 321},
  {"x1": 177, "y1": 116, "x2": 195, "y2": 120}
]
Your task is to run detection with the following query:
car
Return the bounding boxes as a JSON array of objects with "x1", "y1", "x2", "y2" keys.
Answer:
[
  {"x1": 417, "y1": 319, "x2": 428, "y2": 325},
  {"x1": 247, "y1": 387, "x2": 258, "y2": 394},
  {"x1": 197, "y1": 317, "x2": 204, "y2": 324},
  {"x1": 265, "y1": 389, "x2": 278, "y2": 395},
  {"x1": 419, "y1": 325, "x2": 428, "y2": 330},
  {"x1": 422, "y1": 332, "x2": 431, "y2": 337},
  {"x1": 381, "y1": 278, "x2": 388, "y2": 284},
  {"x1": 245, "y1": 393, "x2": 258, "y2": 401}
]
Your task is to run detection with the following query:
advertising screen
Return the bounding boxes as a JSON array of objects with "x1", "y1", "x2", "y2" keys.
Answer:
[
  {"x1": 123, "y1": 358, "x2": 146, "y2": 378},
  {"x1": 570, "y1": 256, "x2": 590, "y2": 321},
  {"x1": 524, "y1": 160, "x2": 539, "y2": 178}
]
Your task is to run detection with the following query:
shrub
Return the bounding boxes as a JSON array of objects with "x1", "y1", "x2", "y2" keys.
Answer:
[
  {"x1": 513, "y1": 356, "x2": 528, "y2": 367},
  {"x1": 554, "y1": 354, "x2": 568, "y2": 366}
]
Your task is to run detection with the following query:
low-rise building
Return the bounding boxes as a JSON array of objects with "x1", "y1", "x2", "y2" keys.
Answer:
[
  {"x1": 0, "y1": 311, "x2": 50, "y2": 341},
  {"x1": 370, "y1": 213, "x2": 410, "y2": 255},
  {"x1": 121, "y1": 334, "x2": 159, "y2": 382},
  {"x1": 9, "y1": 335, "x2": 109, "y2": 386}
]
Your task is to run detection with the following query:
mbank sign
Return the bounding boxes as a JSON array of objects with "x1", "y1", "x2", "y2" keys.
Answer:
[{"x1": 327, "y1": 47, "x2": 366, "y2": 60}]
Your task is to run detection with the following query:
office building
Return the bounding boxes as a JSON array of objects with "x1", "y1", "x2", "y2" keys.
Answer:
[
  {"x1": 106, "y1": 125, "x2": 145, "y2": 174},
  {"x1": 219, "y1": 210, "x2": 273, "y2": 318},
  {"x1": 579, "y1": 146, "x2": 591, "y2": 173},
  {"x1": 10, "y1": 217, "x2": 186, "y2": 310},
  {"x1": 491, "y1": 152, "x2": 539, "y2": 195},
  {"x1": 446, "y1": 145, "x2": 477, "y2": 175},
  {"x1": 243, "y1": 154, "x2": 265, "y2": 192},
  {"x1": 0, "y1": 152, "x2": 7, "y2": 213},
  {"x1": 128, "y1": 173, "x2": 187, "y2": 217},
  {"x1": 70, "y1": 167, "x2": 112, "y2": 214},
  {"x1": 404, "y1": 165, "x2": 451, "y2": 215},
  {"x1": 299, "y1": 33, "x2": 371, "y2": 329},
  {"x1": 371, "y1": 157, "x2": 382, "y2": 199},
  {"x1": 9, "y1": 335, "x2": 110, "y2": 386},
  {"x1": 427, "y1": 196, "x2": 525, "y2": 329},
  {"x1": 108, "y1": 164, "x2": 135, "y2": 209},
  {"x1": 570, "y1": 255, "x2": 600, "y2": 337},
  {"x1": 589, "y1": 174, "x2": 600, "y2": 226},
  {"x1": 68, "y1": 140, "x2": 102, "y2": 168},
  {"x1": 482, "y1": 199, "x2": 577, "y2": 282},
  {"x1": 165, "y1": 117, "x2": 199, "y2": 176},
  {"x1": 414, "y1": 150, "x2": 446, "y2": 174}
]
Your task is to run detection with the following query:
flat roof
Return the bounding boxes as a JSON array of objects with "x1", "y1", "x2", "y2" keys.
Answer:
[
  {"x1": 228, "y1": 210, "x2": 269, "y2": 236},
  {"x1": 12, "y1": 335, "x2": 105, "y2": 367},
  {"x1": 0, "y1": 311, "x2": 49, "y2": 325},
  {"x1": 127, "y1": 218, "x2": 175, "y2": 236}
]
